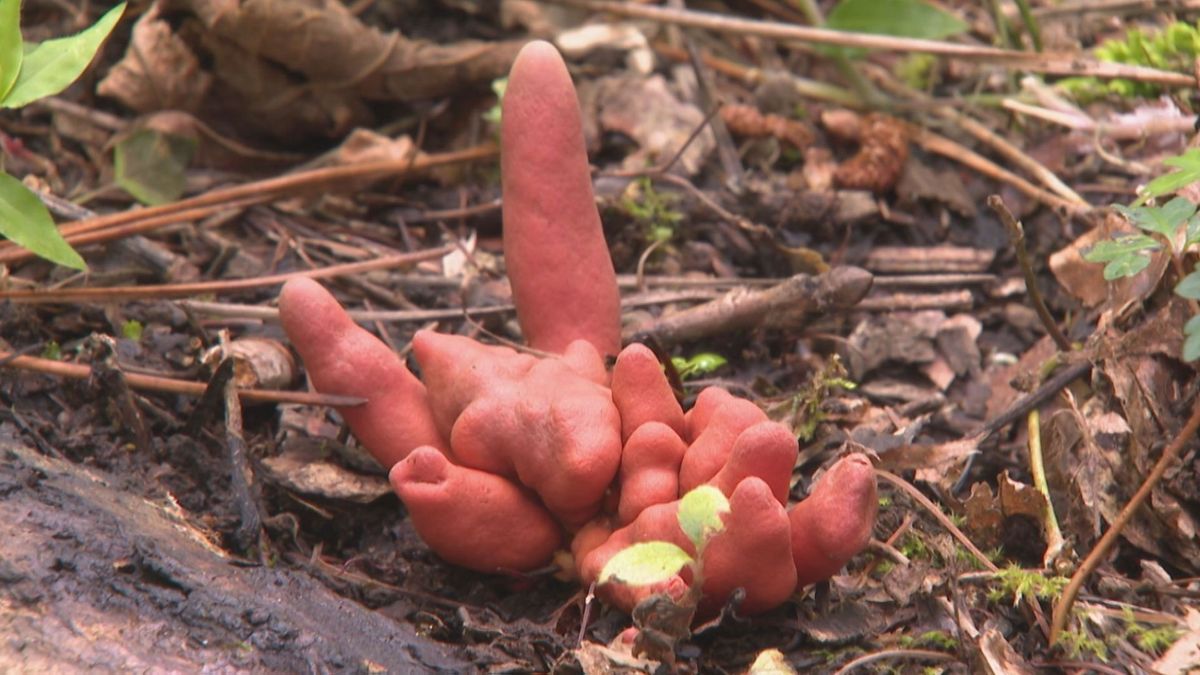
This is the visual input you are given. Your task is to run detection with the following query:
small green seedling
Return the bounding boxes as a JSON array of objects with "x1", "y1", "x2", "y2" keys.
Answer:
[
  {"x1": 790, "y1": 355, "x2": 856, "y2": 442},
  {"x1": 0, "y1": 0, "x2": 126, "y2": 269},
  {"x1": 482, "y1": 77, "x2": 507, "y2": 127},
  {"x1": 1084, "y1": 150, "x2": 1200, "y2": 360},
  {"x1": 598, "y1": 485, "x2": 730, "y2": 663},
  {"x1": 599, "y1": 485, "x2": 729, "y2": 588},
  {"x1": 670, "y1": 352, "x2": 727, "y2": 380},
  {"x1": 120, "y1": 319, "x2": 144, "y2": 342},
  {"x1": 621, "y1": 176, "x2": 683, "y2": 245}
]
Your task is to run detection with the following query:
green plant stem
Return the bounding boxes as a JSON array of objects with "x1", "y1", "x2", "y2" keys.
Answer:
[
  {"x1": 986, "y1": 0, "x2": 1014, "y2": 49},
  {"x1": 1013, "y1": 0, "x2": 1043, "y2": 52},
  {"x1": 987, "y1": 195, "x2": 1073, "y2": 352},
  {"x1": 1026, "y1": 409, "x2": 1064, "y2": 567},
  {"x1": 786, "y1": 0, "x2": 886, "y2": 107},
  {"x1": 1050, "y1": 399, "x2": 1200, "y2": 644}
]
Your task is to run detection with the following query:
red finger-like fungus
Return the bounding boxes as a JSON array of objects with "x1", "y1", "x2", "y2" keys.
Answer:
[
  {"x1": 502, "y1": 39, "x2": 621, "y2": 358},
  {"x1": 678, "y1": 388, "x2": 771, "y2": 493},
  {"x1": 280, "y1": 39, "x2": 878, "y2": 620},
  {"x1": 788, "y1": 453, "x2": 879, "y2": 587},
  {"x1": 279, "y1": 277, "x2": 444, "y2": 468},
  {"x1": 391, "y1": 447, "x2": 561, "y2": 572},
  {"x1": 616, "y1": 422, "x2": 687, "y2": 525},
  {"x1": 578, "y1": 477, "x2": 796, "y2": 617},
  {"x1": 413, "y1": 330, "x2": 621, "y2": 527},
  {"x1": 611, "y1": 343, "x2": 686, "y2": 442}
]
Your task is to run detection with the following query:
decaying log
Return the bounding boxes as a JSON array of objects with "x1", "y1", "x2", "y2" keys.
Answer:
[{"x1": 0, "y1": 441, "x2": 470, "y2": 672}]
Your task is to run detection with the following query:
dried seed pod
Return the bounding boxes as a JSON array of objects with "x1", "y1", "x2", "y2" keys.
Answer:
[
  {"x1": 722, "y1": 103, "x2": 814, "y2": 150},
  {"x1": 831, "y1": 113, "x2": 910, "y2": 193}
]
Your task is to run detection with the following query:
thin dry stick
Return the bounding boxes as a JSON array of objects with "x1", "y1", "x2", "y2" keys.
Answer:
[
  {"x1": 0, "y1": 245, "x2": 454, "y2": 303},
  {"x1": 1049, "y1": 400, "x2": 1200, "y2": 644},
  {"x1": 831, "y1": 649, "x2": 958, "y2": 675},
  {"x1": 549, "y1": 0, "x2": 1194, "y2": 86},
  {"x1": 916, "y1": 129, "x2": 1082, "y2": 214},
  {"x1": 0, "y1": 349, "x2": 364, "y2": 406},
  {"x1": 875, "y1": 469, "x2": 998, "y2": 573},
  {"x1": 0, "y1": 144, "x2": 496, "y2": 265},
  {"x1": 987, "y1": 195, "x2": 1073, "y2": 351},
  {"x1": 933, "y1": 105, "x2": 1085, "y2": 206}
]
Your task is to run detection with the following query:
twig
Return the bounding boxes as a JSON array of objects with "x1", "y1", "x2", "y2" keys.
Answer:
[
  {"x1": 217, "y1": 333, "x2": 269, "y2": 560},
  {"x1": 178, "y1": 288, "x2": 724, "y2": 324},
  {"x1": 0, "y1": 145, "x2": 495, "y2": 265},
  {"x1": 547, "y1": 0, "x2": 1194, "y2": 86},
  {"x1": 914, "y1": 128, "x2": 1083, "y2": 214},
  {"x1": 1049, "y1": 397, "x2": 1200, "y2": 644},
  {"x1": 624, "y1": 267, "x2": 873, "y2": 345},
  {"x1": 832, "y1": 648, "x2": 958, "y2": 674},
  {"x1": 875, "y1": 470, "x2": 998, "y2": 573},
  {"x1": 0, "y1": 245, "x2": 455, "y2": 303},
  {"x1": 987, "y1": 195, "x2": 1072, "y2": 351},
  {"x1": 0, "y1": 349, "x2": 365, "y2": 407}
]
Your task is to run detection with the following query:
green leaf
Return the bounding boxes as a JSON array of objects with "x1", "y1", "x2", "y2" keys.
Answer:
[
  {"x1": 1116, "y1": 197, "x2": 1196, "y2": 246},
  {"x1": 599, "y1": 541, "x2": 693, "y2": 587},
  {"x1": 827, "y1": 0, "x2": 967, "y2": 42},
  {"x1": 114, "y1": 129, "x2": 196, "y2": 205},
  {"x1": 1142, "y1": 148, "x2": 1200, "y2": 202},
  {"x1": 0, "y1": 172, "x2": 85, "y2": 269},
  {"x1": 677, "y1": 485, "x2": 730, "y2": 550},
  {"x1": 1184, "y1": 328, "x2": 1200, "y2": 362},
  {"x1": 2, "y1": 2, "x2": 125, "y2": 109},
  {"x1": 1083, "y1": 235, "x2": 1159, "y2": 280},
  {"x1": 1102, "y1": 255, "x2": 1152, "y2": 280},
  {"x1": 1186, "y1": 213, "x2": 1200, "y2": 248},
  {"x1": 1174, "y1": 269, "x2": 1200, "y2": 299},
  {"x1": 121, "y1": 319, "x2": 143, "y2": 341},
  {"x1": 1083, "y1": 234, "x2": 1160, "y2": 262},
  {"x1": 0, "y1": 0, "x2": 22, "y2": 102},
  {"x1": 1185, "y1": 314, "x2": 1200, "y2": 335}
]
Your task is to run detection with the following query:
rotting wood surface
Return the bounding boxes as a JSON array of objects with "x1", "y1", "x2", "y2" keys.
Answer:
[{"x1": 0, "y1": 441, "x2": 471, "y2": 673}]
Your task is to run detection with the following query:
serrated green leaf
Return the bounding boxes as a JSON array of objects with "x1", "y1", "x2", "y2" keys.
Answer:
[
  {"x1": 826, "y1": 0, "x2": 967, "y2": 58},
  {"x1": 1174, "y1": 269, "x2": 1200, "y2": 299},
  {"x1": 0, "y1": 0, "x2": 22, "y2": 102},
  {"x1": 1116, "y1": 197, "x2": 1196, "y2": 245},
  {"x1": 114, "y1": 128, "x2": 196, "y2": 205},
  {"x1": 1185, "y1": 313, "x2": 1200, "y2": 335},
  {"x1": 1103, "y1": 255, "x2": 1152, "y2": 280},
  {"x1": 2, "y1": 2, "x2": 125, "y2": 109},
  {"x1": 1082, "y1": 234, "x2": 1160, "y2": 280},
  {"x1": 1142, "y1": 148, "x2": 1200, "y2": 202},
  {"x1": 1184, "y1": 329, "x2": 1200, "y2": 362},
  {"x1": 598, "y1": 541, "x2": 693, "y2": 587},
  {"x1": 0, "y1": 172, "x2": 85, "y2": 269},
  {"x1": 1186, "y1": 215, "x2": 1200, "y2": 248},
  {"x1": 677, "y1": 485, "x2": 730, "y2": 550}
]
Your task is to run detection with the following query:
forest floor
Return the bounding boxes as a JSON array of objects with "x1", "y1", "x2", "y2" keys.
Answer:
[{"x1": 2, "y1": 1, "x2": 1200, "y2": 673}]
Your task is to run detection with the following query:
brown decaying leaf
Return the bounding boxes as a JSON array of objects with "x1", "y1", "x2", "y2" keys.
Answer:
[
  {"x1": 97, "y1": 4, "x2": 212, "y2": 113},
  {"x1": 177, "y1": 0, "x2": 522, "y2": 102},
  {"x1": 589, "y1": 74, "x2": 714, "y2": 175},
  {"x1": 260, "y1": 446, "x2": 391, "y2": 503},
  {"x1": 962, "y1": 472, "x2": 1051, "y2": 561},
  {"x1": 102, "y1": 0, "x2": 521, "y2": 140}
]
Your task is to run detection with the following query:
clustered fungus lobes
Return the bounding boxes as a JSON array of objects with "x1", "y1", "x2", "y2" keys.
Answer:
[{"x1": 278, "y1": 40, "x2": 877, "y2": 618}]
